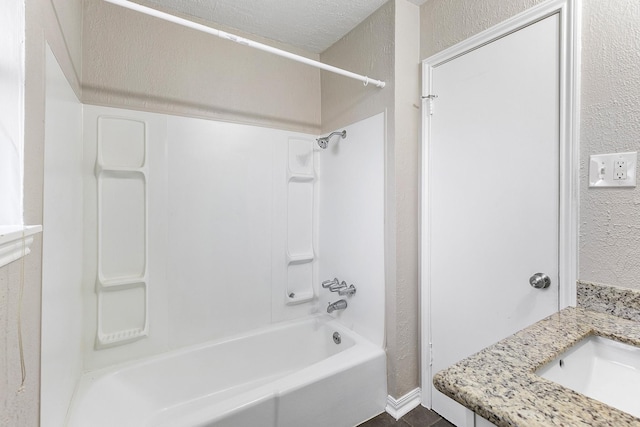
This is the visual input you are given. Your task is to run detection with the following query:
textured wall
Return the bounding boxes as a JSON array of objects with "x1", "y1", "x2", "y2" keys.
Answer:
[
  {"x1": 390, "y1": 0, "x2": 421, "y2": 399},
  {"x1": 82, "y1": 0, "x2": 321, "y2": 134},
  {"x1": 322, "y1": 0, "x2": 422, "y2": 399},
  {"x1": 0, "y1": 242, "x2": 42, "y2": 427},
  {"x1": 420, "y1": 0, "x2": 545, "y2": 59},
  {"x1": 579, "y1": 0, "x2": 640, "y2": 289},
  {"x1": 320, "y1": 2, "x2": 394, "y2": 135},
  {"x1": 49, "y1": 0, "x2": 83, "y2": 91}
]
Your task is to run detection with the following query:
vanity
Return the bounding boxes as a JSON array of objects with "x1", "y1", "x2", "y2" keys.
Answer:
[{"x1": 433, "y1": 282, "x2": 640, "y2": 426}]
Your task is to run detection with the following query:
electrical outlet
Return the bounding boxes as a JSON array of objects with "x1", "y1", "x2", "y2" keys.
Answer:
[
  {"x1": 589, "y1": 151, "x2": 637, "y2": 187},
  {"x1": 614, "y1": 159, "x2": 627, "y2": 180}
]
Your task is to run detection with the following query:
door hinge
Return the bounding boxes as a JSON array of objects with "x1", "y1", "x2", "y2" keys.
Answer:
[
  {"x1": 429, "y1": 342, "x2": 433, "y2": 367},
  {"x1": 422, "y1": 94, "x2": 438, "y2": 115}
]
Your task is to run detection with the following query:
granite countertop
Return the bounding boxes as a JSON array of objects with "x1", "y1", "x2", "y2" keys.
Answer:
[{"x1": 433, "y1": 306, "x2": 640, "y2": 427}]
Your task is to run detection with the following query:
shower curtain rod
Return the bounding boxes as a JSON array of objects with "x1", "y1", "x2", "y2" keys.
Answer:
[{"x1": 103, "y1": 0, "x2": 387, "y2": 89}]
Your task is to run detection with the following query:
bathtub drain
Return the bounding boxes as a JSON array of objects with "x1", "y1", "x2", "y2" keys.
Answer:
[{"x1": 333, "y1": 332, "x2": 341, "y2": 345}]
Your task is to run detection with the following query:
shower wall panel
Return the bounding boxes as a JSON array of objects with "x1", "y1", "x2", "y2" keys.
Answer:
[
  {"x1": 318, "y1": 113, "x2": 385, "y2": 347},
  {"x1": 83, "y1": 105, "x2": 318, "y2": 368},
  {"x1": 166, "y1": 117, "x2": 275, "y2": 348},
  {"x1": 41, "y1": 46, "x2": 84, "y2": 427}
]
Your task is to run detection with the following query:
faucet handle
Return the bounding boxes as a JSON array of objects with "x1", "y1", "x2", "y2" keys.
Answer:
[
  {"x1": 322, "y1": 278, "x2": 340, "y2": 288},
  {"x1": 338, "y1": 284, "x2": 357, "y2": 296},
  {"x1": 329, "y1": 281, "x2": 348, "y2": 292}
]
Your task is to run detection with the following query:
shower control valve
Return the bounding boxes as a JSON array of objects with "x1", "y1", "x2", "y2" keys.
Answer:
[
  {"x1": 338, "y1": 284, "x2": 357, "y2": 296},
  {"x1": 322, "y1": 278, "x2": 357, "y2": 296},
  {"x1": 322, "y1": 278, "x2": 340, "y2": 288},
  {"x1": 329, "y1": 281, "x2": 348, "y2": 292}
]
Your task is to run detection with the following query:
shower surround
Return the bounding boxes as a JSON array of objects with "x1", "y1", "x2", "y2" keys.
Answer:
[{"x1": 42, "y1": 50, "x2": 386, "y2": 426}]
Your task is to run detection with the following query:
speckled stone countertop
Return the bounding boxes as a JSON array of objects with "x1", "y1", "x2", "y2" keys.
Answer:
[
  {"x1": 433, "y1": 306, "x2": 640, "y2": 427},
  {"x1": 578, "y1": 281, "x2": 640, "y2": 323}
]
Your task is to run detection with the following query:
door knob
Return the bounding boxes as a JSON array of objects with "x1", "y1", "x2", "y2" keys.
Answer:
[{"x1": 529, "y1": 273, "x2": 551, "y2": 289}]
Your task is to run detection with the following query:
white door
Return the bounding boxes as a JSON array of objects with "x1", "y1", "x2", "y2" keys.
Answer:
[{"x1": 427, "y1": 14, "x2": 560, "y2": 426}]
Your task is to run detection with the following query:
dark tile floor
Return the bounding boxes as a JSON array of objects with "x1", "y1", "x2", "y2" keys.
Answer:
[{"x1": 357, "y1": 406, "x2": 455, "y2": 427}]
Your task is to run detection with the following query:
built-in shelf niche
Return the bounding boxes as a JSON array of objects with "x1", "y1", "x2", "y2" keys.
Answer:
[
  {"x1": 286, "y1": 138, "x2": 316, "y2": 304},
  {"x1": 95, "y1": 116, "x2": 149, "y2": 348}
]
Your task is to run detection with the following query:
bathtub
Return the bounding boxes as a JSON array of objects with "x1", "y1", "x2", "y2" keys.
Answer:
[{"x1": 66, "y1": 315, "x2": 387, "y2": 427}]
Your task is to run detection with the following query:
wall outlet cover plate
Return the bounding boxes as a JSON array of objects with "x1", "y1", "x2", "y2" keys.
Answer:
[{"x1": 589, "y1": 152, "x2": 637, "y2": 188}]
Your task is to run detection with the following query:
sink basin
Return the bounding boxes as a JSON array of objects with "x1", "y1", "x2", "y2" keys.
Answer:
[{"x1": 536, "y1": 335, "x2": 640, "y2": 418}]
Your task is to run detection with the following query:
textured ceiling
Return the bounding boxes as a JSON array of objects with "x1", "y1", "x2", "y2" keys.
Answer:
[{"x1": 139, "y1": 0, "x2": 427, "y2": 53}]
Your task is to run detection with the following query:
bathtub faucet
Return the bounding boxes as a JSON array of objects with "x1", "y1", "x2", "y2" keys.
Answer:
[
  {"x1": 322, "y1": 278, "x2": 357, "y2": 296},
  {"x1": 327, "y1": 299, "x2": 348, "y2": 313}
]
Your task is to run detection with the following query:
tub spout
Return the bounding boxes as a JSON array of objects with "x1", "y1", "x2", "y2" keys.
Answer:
[{"x1": 327, "y1": 299, "x2": 347, "y2": 313}]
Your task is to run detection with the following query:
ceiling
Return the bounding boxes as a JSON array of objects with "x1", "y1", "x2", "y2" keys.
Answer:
[{"x1": 139, "y1": 0, "x2": 428, "y2": 53}]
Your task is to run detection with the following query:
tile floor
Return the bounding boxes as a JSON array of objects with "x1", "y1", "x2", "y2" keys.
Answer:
[{"x1": 357, "y1": 406, "x2": 455, "y2": 427}]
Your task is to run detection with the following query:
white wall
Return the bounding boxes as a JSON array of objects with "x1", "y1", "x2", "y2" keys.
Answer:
[
  {"x1": 41, "y1": 46, "x2": 83, "y2": 427},
  {"x1": 0, "y1": 0, "x2": 25, "y2": 225},
  {"x1": 318, "y1": 113, "x2": 386, "y2": 347}
]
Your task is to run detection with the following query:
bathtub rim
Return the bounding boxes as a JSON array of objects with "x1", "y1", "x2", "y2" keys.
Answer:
[{"x1": 78, "y1": 313, "x2": 370, "y2": 377}]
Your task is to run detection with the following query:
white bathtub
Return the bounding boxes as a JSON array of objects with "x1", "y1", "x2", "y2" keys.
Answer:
[{"x1": 66, "y1": 315, "x2": 387, "y2": 427}]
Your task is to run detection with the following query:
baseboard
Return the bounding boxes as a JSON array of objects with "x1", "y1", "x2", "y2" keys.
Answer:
[{"x1": 385, "y1": 388, "x2": 422, "y2": 420}]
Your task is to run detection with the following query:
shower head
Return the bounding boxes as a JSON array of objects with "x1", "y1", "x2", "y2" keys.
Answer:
[{"x1": 316, "y1": 130, "x2": 346, "y2": 149}]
